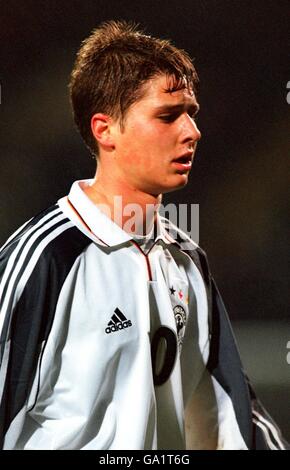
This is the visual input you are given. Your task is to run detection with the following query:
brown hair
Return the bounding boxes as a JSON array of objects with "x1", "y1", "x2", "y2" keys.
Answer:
[{"x1": 69, "y1": 20, "x2": 198, "y2": 157}]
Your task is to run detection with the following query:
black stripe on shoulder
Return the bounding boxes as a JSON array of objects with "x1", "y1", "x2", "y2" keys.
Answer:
[
  {"x1": 0, "y1": 205, "x2": 59, "y2": 255},
  {"x1": 183, "y1": 244, "x2": 211, "y2": 287},
  {"x1": 0, "y1": 205, "x2": 61, "y2": 279},
  {"x1": 0, "y1": 211, "x2": 67, "y2": 312},
  {"x1": 0, "y1": 217, "x2": 71, "y2": 361},
  {"x1": 0, "y1": 226, "x2": 91, "y2": 445},
  {"x1": 161, "y1": 217, "x2": 211, "y2": 285}
]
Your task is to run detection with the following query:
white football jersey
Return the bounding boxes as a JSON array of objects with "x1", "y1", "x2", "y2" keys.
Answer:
[{"x1": 0, "y1": 180, "x2": 286, "y2": 450}]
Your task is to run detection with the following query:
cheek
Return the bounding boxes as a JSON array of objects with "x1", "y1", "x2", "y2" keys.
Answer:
[{"x1": 119, "y1": 121, "x2": 176, "y2": 169}]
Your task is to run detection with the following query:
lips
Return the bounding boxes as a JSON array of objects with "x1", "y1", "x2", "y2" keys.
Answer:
[
  {"x1": 173, "y1": 155, "x2": 191, "y2": 163},
  {"x1": 171, "y1": 152, "x2": 193, "y2": 172},
  {"x1": 172, "y1": 151, "x2": 193, "y2": 164}
]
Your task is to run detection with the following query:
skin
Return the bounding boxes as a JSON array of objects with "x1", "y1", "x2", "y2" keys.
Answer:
[{"x1": 84, "y1": 74, "x2": 201, "y2": 233}]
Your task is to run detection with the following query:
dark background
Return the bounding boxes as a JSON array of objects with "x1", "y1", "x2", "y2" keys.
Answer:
[{"x1": 1, "y1": 0, "x2": 289, "y2": 441}]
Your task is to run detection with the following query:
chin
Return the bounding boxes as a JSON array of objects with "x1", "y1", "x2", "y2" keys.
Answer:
[
  {"x1": 145, "y1": 174, "x2": 189, "y2": 196},
  {"x1": 160, "y1": 177, "x2": 189, "y2": 195},
  {"x1": 171, "y1": 173, "x2": 190, "y2": 187}
]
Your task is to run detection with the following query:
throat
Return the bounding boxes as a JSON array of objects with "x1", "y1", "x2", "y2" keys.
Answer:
[{"x1": 83, "y1": 181, "x2": 161, "y2": 236}]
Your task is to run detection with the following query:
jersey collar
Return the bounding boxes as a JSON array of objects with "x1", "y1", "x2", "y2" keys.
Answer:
[{"x1": 66, "y1": 179, "x2": 175, "y2": 248}]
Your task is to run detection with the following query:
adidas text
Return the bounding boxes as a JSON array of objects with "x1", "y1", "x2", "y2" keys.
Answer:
[{"x1": 105, "y1": 320, "x2": 132, "y2": 334}]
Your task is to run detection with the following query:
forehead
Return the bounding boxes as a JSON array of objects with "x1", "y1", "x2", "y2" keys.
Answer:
[{"x1": 138, "y1": 74, "x2": 197, "y2": 106}]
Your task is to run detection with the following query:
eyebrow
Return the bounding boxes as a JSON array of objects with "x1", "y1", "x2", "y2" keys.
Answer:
[{"x1": 154, "y1": 102, "x2": 200, "y2": 115}]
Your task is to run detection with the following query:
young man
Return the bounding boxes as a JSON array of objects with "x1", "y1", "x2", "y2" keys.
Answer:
[{"x1": 0, "y1": 21, "x2": 287, "y2": 450}]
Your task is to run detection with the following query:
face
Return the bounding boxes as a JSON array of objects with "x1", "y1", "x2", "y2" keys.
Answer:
[{"x1": 109, "y1": 74, "x2": 201, "y2": 196}]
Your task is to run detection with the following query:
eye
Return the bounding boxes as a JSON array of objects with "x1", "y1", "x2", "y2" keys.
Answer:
[{"x1": 159, "y1": 113, "x2": 179, "y2": 123}]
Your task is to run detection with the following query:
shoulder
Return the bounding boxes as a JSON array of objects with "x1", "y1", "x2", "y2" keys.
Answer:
[
  {"x1": 159, "y1": 215, "x2": 207, "y2": 259},
  {"x1": 0, "y1": 203, "x2": 93, "y2": 348},
  {"x1": 0, "y1": 203, "x2": 92, "y2": 285},
  {"x1": 159, "y1": 215, "x2": 211, "y2": 282},
  {"x1": 1, "y1": 203, "x2": 90, "y2": 256}
]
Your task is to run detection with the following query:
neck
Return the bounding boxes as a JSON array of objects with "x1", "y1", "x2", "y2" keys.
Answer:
[{"x1": 84, "y1": 171, "x2": 162, "y2": 236}]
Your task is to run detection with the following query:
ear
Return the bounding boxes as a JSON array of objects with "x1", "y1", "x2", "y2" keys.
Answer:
[{"x1": 91, "y1": 113, "x2": 116, "y2": 151}]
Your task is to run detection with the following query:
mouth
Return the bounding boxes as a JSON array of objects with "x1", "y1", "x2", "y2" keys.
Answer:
[{"x1": 171, "y1": 152, "x2": 193, "y2": 172}]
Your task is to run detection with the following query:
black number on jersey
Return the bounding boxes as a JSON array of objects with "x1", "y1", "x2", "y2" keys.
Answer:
[{"x1": 151, "y1": 326, "x2": 177, "y2": 386}]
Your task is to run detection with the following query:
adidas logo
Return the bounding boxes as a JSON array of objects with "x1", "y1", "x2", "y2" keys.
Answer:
[{"x1": 105, "y1": 308, "x2": 132, "y2": 334}]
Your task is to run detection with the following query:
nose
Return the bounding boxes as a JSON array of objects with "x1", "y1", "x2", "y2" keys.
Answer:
[
  {"x1": 192, "y1": 119, "x2": 201, "y2": 141},
  {"x1": 181, "y1": 114, "x2": 201, "y2": 144}
]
